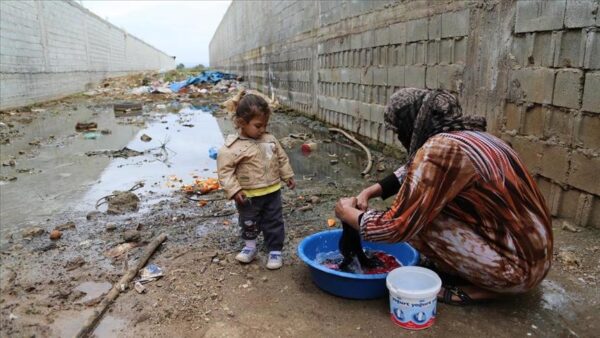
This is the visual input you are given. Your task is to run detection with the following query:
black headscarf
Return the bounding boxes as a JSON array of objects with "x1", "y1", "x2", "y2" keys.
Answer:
[{"x1": 384, "y1": 88, "x2": 487, "y2": 157}]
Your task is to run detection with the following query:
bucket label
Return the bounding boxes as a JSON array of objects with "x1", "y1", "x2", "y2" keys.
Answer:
[{"x1": 389, "y1": 295, "x2": 436, "y2": 330}]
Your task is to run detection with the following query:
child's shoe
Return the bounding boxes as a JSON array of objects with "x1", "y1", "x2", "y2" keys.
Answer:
[
  {"x1": 266, "y1": 251, "x2": 283, "y2": 270},
  {"x1": 235, "y1": 247, "x2": 257, "y2": 263}
]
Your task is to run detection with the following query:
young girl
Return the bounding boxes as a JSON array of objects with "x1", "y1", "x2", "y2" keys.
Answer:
[{"x1": 217, "y1": 92, "x2": 295, "y2": 269}]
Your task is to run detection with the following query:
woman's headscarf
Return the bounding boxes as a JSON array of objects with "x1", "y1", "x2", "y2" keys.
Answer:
[{"x1": 384, "y1": 88, "x2": 487, "y2": 157}]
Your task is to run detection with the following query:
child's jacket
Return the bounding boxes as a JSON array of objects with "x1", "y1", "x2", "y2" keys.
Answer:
[{"x1": 217, "y1": 132, "x2": 294, "y2": 199}]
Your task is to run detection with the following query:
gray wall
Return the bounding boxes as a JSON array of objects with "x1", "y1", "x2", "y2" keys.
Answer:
[
  {"x1": 210, "y1": 0, "x2": 600, "y2": 228},
  {"x1": 0, "y1": 0, "x2": 176, "y2": 110}
]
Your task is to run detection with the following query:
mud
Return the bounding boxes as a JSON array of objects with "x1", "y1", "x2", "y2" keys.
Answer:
[{"x1": 0, "y1": 76, "x2": 598, "y2": 337}]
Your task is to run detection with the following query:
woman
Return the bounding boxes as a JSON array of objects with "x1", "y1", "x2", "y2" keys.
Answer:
[{"x1": 335, "y1": 88, "x2": 552, "y2": 305}]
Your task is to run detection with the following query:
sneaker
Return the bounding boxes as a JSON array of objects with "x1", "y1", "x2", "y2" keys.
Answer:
[
  {"x1": 235, "y1": 247, "x2": 257, "y2": 263},
  {"x1": 266, "y1": 252, "x2": 283, "y2": 270}
]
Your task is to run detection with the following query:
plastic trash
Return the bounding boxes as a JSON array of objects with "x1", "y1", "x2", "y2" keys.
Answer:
[
  {"x1": 168, "y1": 71, "x2": 237, "y2": 92},
  {"x1": 208, "y1": 147, "x2": 218, "y2": 160},
  {"x1": 139, "y1": 263, "x2": 164, "y2": 282}
]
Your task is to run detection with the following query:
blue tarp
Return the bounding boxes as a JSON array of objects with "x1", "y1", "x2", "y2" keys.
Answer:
[{"x1": 168, "y1": 71, "x2": 237, "y2": 92}]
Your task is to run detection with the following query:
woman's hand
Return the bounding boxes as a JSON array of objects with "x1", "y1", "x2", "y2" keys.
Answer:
[
  {"x1": 286, "y1": 177, "x2": 296, "y2": 190},
  {"x1": 335, "y1": 197, "x2": 358, "y2": 224},
  {"x1": 233, "y1": 191, "x2": 247, "y2": 205},
  {"x1": 356, "y1": 189, "x2": 371, "y2": 211},
  {"x1": 356, "y1": 183, "x2": 382, "y2": 210}
]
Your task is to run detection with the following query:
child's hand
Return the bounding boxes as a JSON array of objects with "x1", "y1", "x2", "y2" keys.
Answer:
[
  {"x1": 286, "y1": 178, "x2": 296, "y2": 190},
  {"x1": 233, "y1": 191, "x2": 247, "y2": 205}
]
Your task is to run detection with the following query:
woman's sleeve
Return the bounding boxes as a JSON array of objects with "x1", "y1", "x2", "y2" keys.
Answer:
[
  {"x1": 378, "y1": 166, "x2": 407, "y2": 200},
  {"x1": 360, "y1": 137, "x2": 477, "y2": 243}
]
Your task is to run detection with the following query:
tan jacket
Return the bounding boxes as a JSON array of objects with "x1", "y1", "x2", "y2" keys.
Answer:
[{"x1": 217, "y1": 132, "x2": 294, "y2": 199}]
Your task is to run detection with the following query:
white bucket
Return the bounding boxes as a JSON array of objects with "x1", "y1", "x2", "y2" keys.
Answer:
[{"x1": 386, "y1": 266, "x2": 442, "y2": 330}]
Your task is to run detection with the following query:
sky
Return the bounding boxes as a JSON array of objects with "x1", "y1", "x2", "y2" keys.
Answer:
[{"x1": 80, "y1": 0, "x2": 231, "y2": 67}]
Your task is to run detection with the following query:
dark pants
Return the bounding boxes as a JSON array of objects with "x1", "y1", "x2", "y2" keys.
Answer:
[{"x1": 236, "y1": 190, "x2": 284, "y2": 251}]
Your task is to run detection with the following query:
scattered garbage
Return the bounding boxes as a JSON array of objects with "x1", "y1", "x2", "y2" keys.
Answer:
[
  {"x1": 134, "y1": 281, "x2": 146, "y2": 294},
  {"x1": 105, "y1": 242, "x2": 142, "y2": 258},
  {"x1": 208, "y1": 146, "x2": 218, "y2": 160},
  {"x1": 85, "y1": 147, "x2": 144, "y2": 158},
  {"x1": 75, "y1": 122, "x2": 97, "y2": 131},
  {"x1": 84, "y1": 132, "x2": 100, "y2": 140},
  {"x1": 301, "y1": 142, "x2": 317, "y2": 153},
  {"x1": 140, "y1": 134, "x2": 152, "y2": 142},
  {"x1": 327, "y1": 219, "x2": 337, "y2": 227},
  {"x1": 22, "y1": 227, "x2": 45, "y2": 238},
  {"x1": 49, "y1": 229, "x2": 62, "y2": 240},
  {"x1": 181, "y1": 178, "x2": 220, "y2": 195},
  {"x1": 168, "y1": 71, "x2": 237, "y2": 93},
  {"x1": 138, "y1": 263, "x2": 164, "y2": 283}
]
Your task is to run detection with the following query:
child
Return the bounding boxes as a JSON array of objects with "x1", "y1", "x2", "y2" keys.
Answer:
[{"x1": 217, "y1": 91, "x2": 295, "y2": 269}]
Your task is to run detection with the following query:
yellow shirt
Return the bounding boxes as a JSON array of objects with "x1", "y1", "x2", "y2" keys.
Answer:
[{"x1": 243, "y1": 183, "x2": 281, "y2": 198}]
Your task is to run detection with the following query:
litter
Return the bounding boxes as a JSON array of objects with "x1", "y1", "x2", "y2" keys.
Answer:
[
  {"x1": 140, "y1": 134, "x2": 152, "y2": 142},
  {"x1": 208, "y1": 147, "x2": 218, "y2": 160},
  {"x1": 168, "y1": 71, "x2": 237, "y2": 92},
  {"x1": 181, "y1": 178, "x2": 220, "y2": 195},
  {"x1": 134, "y1": 281, "x2": 146, "y2": 294},
  {"x1": 75, "y1": 122, "x2": 97, "y2": 131},
  {"x1": 84, "y1": 132, "x2": 99, "y2": 140},
  {"x1": 138, "y1": 263, "x2": 164, "y2": 283}
]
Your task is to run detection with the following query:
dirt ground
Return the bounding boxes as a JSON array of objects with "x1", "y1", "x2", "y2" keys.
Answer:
[{"x1": 0, "y1": 74, "x2": 598, "y2": 337}]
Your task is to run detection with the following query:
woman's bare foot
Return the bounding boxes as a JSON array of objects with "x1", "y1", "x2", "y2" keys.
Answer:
[{"x1": 437, "y1": 285, "x2": 499, "y2": 305}]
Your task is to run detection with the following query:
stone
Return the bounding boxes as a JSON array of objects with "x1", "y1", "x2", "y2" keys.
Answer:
[
  {"x1": 122, "y1": 230, "x2": 141, "y2": 243},
  {"x1": 22, "y1": 227, "x2": 45, "y2": 238},
  {"x1": 105, "y1": 222, "x2": 117, "y2": 231},
  {"x1": 55, "y1": 221, "x2": 75, "y2": 231}
]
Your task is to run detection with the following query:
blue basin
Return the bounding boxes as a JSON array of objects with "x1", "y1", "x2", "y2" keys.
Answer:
[{"x1": 297, "y1": 229, "x2": 420, "y2": 299}]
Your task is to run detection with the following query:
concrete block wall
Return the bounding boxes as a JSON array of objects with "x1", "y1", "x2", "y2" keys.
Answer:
[
  {"x1": 210, "y1": 0, "x2": 600, "y2": 227},
  {"x1": 0, "y1": 0, "x2": 176, "y2": 110}
]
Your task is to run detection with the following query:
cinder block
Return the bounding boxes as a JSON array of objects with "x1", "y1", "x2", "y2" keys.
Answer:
[
  {"x1": 389, "y1": 22, "x2": 406, "y2": 45},
  {"x1": 361, "y1": 30, "x2": 376, "y2": 48},
  {"x1": 540, "y1": 143, "x2": 569, "y2": 183},
  {"x1": 515, "y1": 0, "x2": 566, "y2": 33},
  {"x1": 438, "y1": 64, "x2": 464, "y2": 91},
  {"x1": 350, "y1": 33, "x2": 362, "y2": 50},
  {"x1": 374, "y1": 27, "x2": 390, "y2": 47},
  {"x1": 557, "y1": 188, "x2": 582, "y2": 220},
  {"x1": 509, "y1": 68, "x2": 556, "y2": 104},
  {"x1": 428, "y1": 15, "x2": 441, "y2": 40},
  {"x1": 531, "y1": 32, "x2": 554, "y2": 67},
  {"x1": 426, "y1": 41, "x2": 439, "y2": 65},
  {"x1": 568, "y1": 151, "x2": 600, "y2": 195},
  {"x1": 545, "y1": 107, "x2": 573, "y2": 144},
  {"x1": 371, "y1": 104, "x2": 385, "y2": 124},
  {"x1": 522, "y1": 105, "x2": 545, "y2": 136},
  {"x1": 396, "y1": 44, "x2": 406, "y2": 65},
  {"x1": 406, "y1": 43, "x2": 417, "y2": 64},
  {"x1": 441, "y1": 9, "x2": 470, "y2": 38},
  {"x1": 454, "y1": 37, "x2": 468, "y2": 64},
  {"x1": 582, "y1": 72, "x2": 600, "y2": 113},
  {"x1": 426, "y1": 66, "x2": 438, "y2": 89},
  {"x1": 553, "y1": 30, "x2": 585, "y2": 68},
  {"x1": 388, "y1": 66, "x2": 405, "y2": 86},
  {"x1": 583, "y1": 30, "x2": 599, "y2": 70},
  {"x1": 373, "y1": 67, "x2": 388, "y2": 86},
  {"x1": 576, "y1": 114, "x2": 600, "y2": 150},
  {"x1": 440, "y1": 39, "x2": 453, "y2": 64},
  {"x1": 405, "y1": 65, "x2": 426, "y2": 88},
  {"x1": 358, "y1": 102, "x2": 371, "y2": 121},
  {"x1": 564, "y1": 0, "x2": 597, "y2": 28},
  {"x1": 361, "y1": 67, "x2": 373, "y2": 85},
  {"x1": 553, "y1": 69, "x2": 583, "y2": 109},
  {"x1": 504, "y1": 102, "x2": 522, "y2": 132},
  {"x1": 406, "y1": 18, "x2": 428, "y2": 42},
  {"x1": 590, "y1": 197, "x2": 600, "y2": 229},
  {"x1": 512, "y1": 136, "x2": 543, "y2": 174}
]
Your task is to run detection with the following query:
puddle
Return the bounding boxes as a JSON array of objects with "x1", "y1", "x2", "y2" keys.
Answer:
[
  {"x1": 52, "y1": 309, "x2": 127, "y2": 338},
  {"x1": 74, "y1": 281, "x2": 112, "y2": 304},
  {"x1": 80, "y1": 107, "x2": 225, "y2": 211}
]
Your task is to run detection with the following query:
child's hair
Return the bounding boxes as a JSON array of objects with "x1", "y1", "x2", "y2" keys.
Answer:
[{"x1": 234, "y1": 90, "x2": 271, "y2": 125}]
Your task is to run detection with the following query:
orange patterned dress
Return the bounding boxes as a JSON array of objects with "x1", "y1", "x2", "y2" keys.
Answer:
[{"x1": 360, "y1": 131, "x2": 553, "y2": 293}]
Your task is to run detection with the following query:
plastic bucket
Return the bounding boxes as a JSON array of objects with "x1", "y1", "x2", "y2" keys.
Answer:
[{"x1": 386, "y1": 266, "x2": 442, "y2": 330}]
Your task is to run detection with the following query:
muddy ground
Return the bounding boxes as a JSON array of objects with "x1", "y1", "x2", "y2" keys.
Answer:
[{"x1": 0, "y1": 76, "x2": 598, "y2": 337}]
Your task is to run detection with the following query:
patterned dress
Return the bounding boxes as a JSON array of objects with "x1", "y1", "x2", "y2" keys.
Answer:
[{"x1": 360, "y1": 131, "x2": 553, "y2": 293}]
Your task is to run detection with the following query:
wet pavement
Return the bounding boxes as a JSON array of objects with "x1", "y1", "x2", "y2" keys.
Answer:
[{"x1": 0, "y1": 89, "x2": 598, "y2": 337}]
